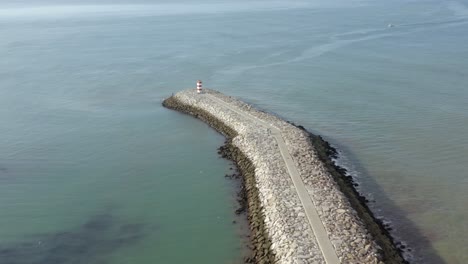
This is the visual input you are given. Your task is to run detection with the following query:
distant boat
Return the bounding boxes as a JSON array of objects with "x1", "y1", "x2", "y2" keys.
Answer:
[{"x1": 387, "y1": 23, "x2": 395, "y2": 28}]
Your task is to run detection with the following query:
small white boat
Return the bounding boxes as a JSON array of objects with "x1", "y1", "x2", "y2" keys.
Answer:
[{"x1": 387, "y1": 23, "x2": 395, "y2": 28}]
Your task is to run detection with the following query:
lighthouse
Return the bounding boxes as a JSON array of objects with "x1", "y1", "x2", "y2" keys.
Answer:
[{"x1": 196, "y1": 80, "x2": 203, "y2": 94}]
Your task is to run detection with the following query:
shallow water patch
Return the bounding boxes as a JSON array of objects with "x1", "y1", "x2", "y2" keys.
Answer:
[{"x1": 0, "y1": 211, "x2": 148, "y2": 264}]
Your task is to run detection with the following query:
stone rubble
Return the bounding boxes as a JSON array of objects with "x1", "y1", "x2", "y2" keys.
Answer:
[{"x1": 169, "y1": 89, "x2": 387, "y2": 264}]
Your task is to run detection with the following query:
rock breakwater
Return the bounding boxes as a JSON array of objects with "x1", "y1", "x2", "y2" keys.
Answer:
[{"x1": 163, "y1": 89, "x2": 405, "y2": 264}]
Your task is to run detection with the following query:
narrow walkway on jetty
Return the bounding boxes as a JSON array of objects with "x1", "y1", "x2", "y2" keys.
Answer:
[{"x1": 206, "y1": 94, "x2": 340, "y2": 264}]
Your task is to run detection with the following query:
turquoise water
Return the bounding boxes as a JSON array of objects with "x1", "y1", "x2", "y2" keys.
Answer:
[{"x1": 1, "y1": 0, "x2": 467, "y2": 263}]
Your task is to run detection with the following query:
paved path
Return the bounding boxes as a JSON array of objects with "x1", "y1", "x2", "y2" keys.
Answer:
[{"x1": 206, "y1": 93, "x2": 340, "y2": 264}]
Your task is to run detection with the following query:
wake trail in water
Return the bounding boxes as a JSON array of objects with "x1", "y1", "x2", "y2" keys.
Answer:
[
  {"x1": 446, "y1": 0, "x2": 468, "y2": 16},
  {"x1": 217, "y1": 29, "x2": 398, "y2": 75},
  {"x1": 218, "y1": 16, "x2": 468, "y2": 76},
  {"x1": 397, "y1": 17, "x2": 468, "y2": 28}
]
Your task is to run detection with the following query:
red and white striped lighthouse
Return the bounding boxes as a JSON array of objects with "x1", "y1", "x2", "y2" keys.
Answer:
[{"x1": 196, "y1": 80, "x2": 203, "y2": 94}]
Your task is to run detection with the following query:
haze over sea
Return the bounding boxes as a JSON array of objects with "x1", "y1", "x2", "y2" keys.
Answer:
[{"x1": 1, "y1": 0, "x2": 467, "y2": 263}]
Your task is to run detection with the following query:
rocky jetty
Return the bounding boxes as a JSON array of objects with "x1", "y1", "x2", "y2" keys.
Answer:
[{"x1": 163, "y1": 89, "x2": 405, "y2": 264}]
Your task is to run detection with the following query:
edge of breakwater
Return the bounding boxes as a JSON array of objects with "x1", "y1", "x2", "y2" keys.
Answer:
[{"x1": 292, "y1": 123, "x2": 407, "y2": 264}]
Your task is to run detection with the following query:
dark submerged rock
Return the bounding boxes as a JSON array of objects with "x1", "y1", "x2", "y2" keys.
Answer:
[{"x1": 0, "y1": 212, "x2": 148, "y2": 264}]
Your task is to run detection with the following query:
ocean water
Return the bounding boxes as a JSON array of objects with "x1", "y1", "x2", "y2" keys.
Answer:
[{"x1": 1, "y1": 0, "x2": 467, "y2": 263}]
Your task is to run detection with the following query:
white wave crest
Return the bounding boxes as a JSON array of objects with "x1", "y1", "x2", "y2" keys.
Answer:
[{"x1": 0, "y1": 2, "x2": 310, "y2": 20}]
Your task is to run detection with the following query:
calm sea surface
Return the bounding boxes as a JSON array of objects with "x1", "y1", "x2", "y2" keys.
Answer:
[{"x1": 1, "y1": 0, "x2": 467, "y2": 263}]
